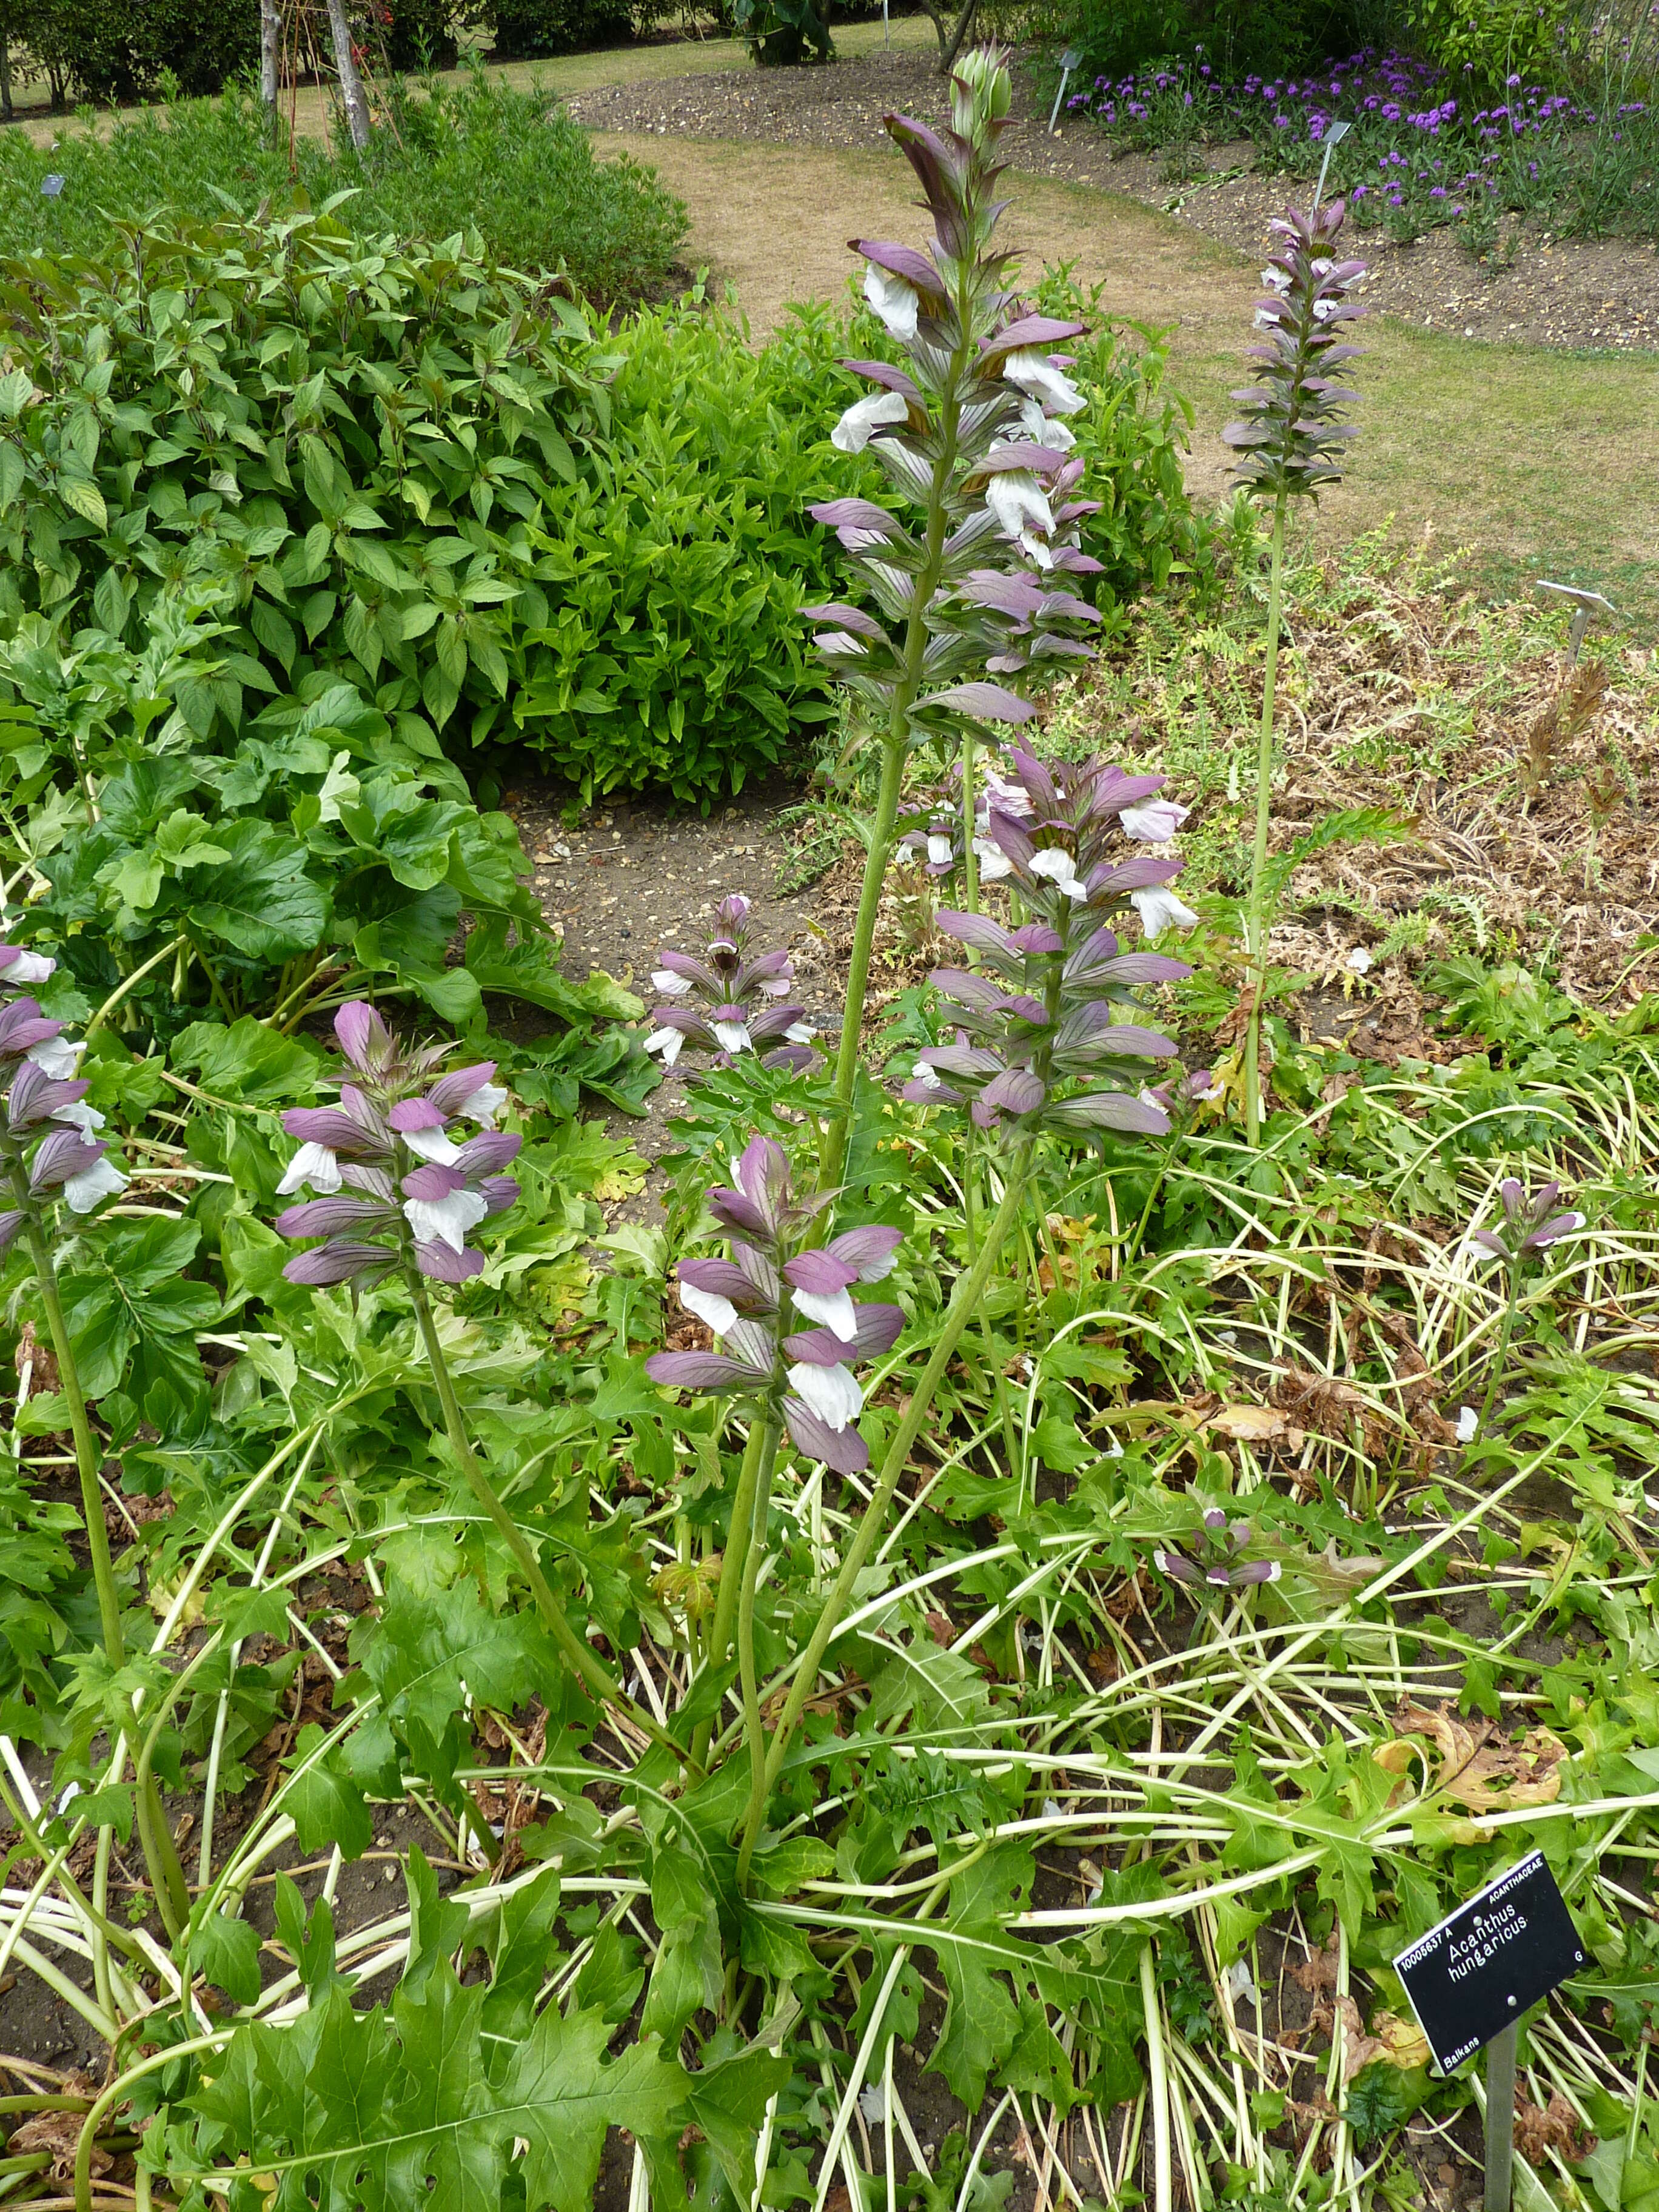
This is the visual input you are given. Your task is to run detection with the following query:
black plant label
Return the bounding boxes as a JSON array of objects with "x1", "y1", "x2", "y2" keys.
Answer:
[{"x1": 1395, "y1": 1851, "x2": 1585, "y2": 2074}]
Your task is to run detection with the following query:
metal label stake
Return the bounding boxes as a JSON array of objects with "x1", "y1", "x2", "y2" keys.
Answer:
[
  {"x1": 1395, "y1": 1852, "x2": 1588, "y2": 2212},
  {"x1": 1484, "y1": 2020, "x2": 1518, "y2": 2212},
  {"x1": 1048, "y1": 48, "x2": 1082, "y2": 134}
]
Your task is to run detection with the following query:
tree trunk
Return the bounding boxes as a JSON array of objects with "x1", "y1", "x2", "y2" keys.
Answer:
[
  {"x1": 260, "y1": 0, "x2": 281, "y2": 108},
  {"x1": 0, "y1": 30, "x2": 12, "y2": 122},
  {"x1": 324, "y1": 0, "x2": 372, "y2": 148}
]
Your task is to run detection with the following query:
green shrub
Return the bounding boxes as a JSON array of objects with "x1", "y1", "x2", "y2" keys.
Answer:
[
  {"x1": 487, "y1": 0, "x2": 634, "y2": 59},
  {"x1": 501, "y1": 301, "x2": 853, "y2": 800},
  {"x1": 0, "y1": 74, "x2": 687, "y2": 305},
  {"x1": 300, "y1": 72, "x2": 685, "y2": 302},
  {"x1": 23, "y1": 0, "x2": 259, "y2": 102},
  {"x1": 1044, "y1": 0, "x2": 1363, "y2": 83},
  {"x1": 378, "y1": 0, "x2": 464, "y2": 70}
]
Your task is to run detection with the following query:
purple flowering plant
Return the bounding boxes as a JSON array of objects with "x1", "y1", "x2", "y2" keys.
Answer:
[
  {"x1": 0, "y1": 940, "x2": 194, "y2": 1936},
  {"x1": 902, "y1": 748, "x2": 1195, "y2": 1139},
  {"x1": 1222, "y1": 197, "x2": 1367, "y2": 1145},
  {"x1": 1153, "y1": 1507, "x2": 1282, "y2": 1596},
  {"x1": 642, "y1": 895, "x2": 816, "y2": 1076},
  {"x1": 802, "y1": 46, "x2": 1109, "y2": 1190},
  {"x1": 1469, "y1": 1176, "x2": 1587, "y2": 1430},
  {"x1": 273, "y1": 1000, "x2": 668, "y2": 1759}
]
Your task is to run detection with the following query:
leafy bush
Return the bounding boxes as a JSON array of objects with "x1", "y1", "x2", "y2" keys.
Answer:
[
  {"x1": 486, "y1": 0, "x2": 634, "y2": 58},
  {"x1": 1041, "y1": 0, "x2": 1362, "y2": 85},
  {"x1": 0, "y1": 212, "x2": 614, "y2": 1027},
  {"x1": 22, "y1": 0, "x2": 259, "y2": 102},
  {"x1": 0, "y1": 75, "x2": 688, "y2": 305},
  {"x1": 377, "y1": 0, "x2": 464, "y2": 70},
  {"x1": 501, "y1": 300, "x2": 853, "y2": 800}
]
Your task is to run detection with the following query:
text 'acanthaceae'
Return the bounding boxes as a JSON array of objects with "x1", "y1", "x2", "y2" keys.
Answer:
[
  {"x1": 646, "y1": 1136, "x2": 903, "y2": 1475},
  {"x1": 275, "y1": 1002, "x2": 518, "y2": 1286}
]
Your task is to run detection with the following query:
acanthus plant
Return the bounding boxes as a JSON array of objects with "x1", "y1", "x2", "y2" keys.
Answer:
[
  {"x1": 1467, "y1": 1174, "x2": 1586, "y2": 1430},
  {"x1": 272, "y1": 1001, "x2": 671, "y2": 1765},
  {"x1": 645, "y1": 1136, "x2": 903, "y2": 1871},
  {"x1": 0, "y1": 940, "x2": 192, "y2": 1940},
  {"x1": 642, "y1": 894, "x2": 816, "y2": 1074},
  {"x1": 803, "y1": 45, "x2": 1109, "y2": 1191},
  {"x1": 1223, "y1": 196, "x2": 1366, "y2": 1143},
  {"x1": 902, "y1": 747, "x2": 1196, "y2": 1140}
]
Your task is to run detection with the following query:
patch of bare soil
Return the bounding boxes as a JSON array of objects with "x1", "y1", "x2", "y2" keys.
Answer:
[{"x1": 563, "y1": 49, "x2": 1659, "y2": 352}]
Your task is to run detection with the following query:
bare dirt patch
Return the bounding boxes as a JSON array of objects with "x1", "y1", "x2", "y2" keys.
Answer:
[{"x1": 565, "y1": 49, "x2": 1659, "y2": 353}]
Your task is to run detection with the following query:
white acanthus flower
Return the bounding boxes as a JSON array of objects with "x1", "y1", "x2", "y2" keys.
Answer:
[
  {"x1": 27, "y1": 1037, "x2": 83, "y2": 1081},
  {"x1": 651, "y1": 970, "x2": 693, "y2": 997},
  {"x1": 403, "y1": 1125, "x2": 463, "y2": 1166},
  {"x1": 1456, "y1": 1406, "x2": 1479, "y2": 1444},
  {"x1": 1346, "y1": 945, "x2": 1374, "y2": 975},
  {"x1": 1028, "y1": 847, "x2": 1088, "y2": 901},
  {"x1": 3, "y1": 949, "x2": 55, "y2": 984},
  {"x1": 1002, "y1": 347, "x2": 1086, "y2": 416},
  {"x1": 926, "y1": 834, "x2": 953, "y2": 868},
  {"x1": 64, "y1": 1154, "x2": 128, "y2": 1214},
  {"x1": 1261, "y1": 266, "x2": 1292, "y2": 292},
  {"x1": 711, "y1": 1020, "x2": 751, "y2": 1054},
  {"x1": 1018, "y1": 394, "x2": 1076, "y2": 449},
  {"x1": 645, "y1": 1027, "x2": 685, "y2": 1067},
  {"x1": 985, "y1": 469, "x2": 1056, "y2": 568},
  {"x1": 973, "y1": 837, "x2": 1013, "y2": 881},
  {"x1": 1129, "y1": 886, "x2": 1201, "y2": 940},
  {"x1": 1312, "y1": 297, "x2": 1338, "y2": 320},
  {"x1": 680, "y1": 1281, "x2": 738, "y2": 1336},
  {"x1": 783, "y1": 1021, "x2": 814, "y2": 1045},
  {"x1": 463, "y1": 1081, "x2": 509, "y2": 1126},
  {"x1": 788, "y1": 1360, "x2": 865, "y2": 1431},
  {"x1": 52, "y1": 1099, "x2": 106, "y2": 1138},
  {"x1": 912, "y1": 1057, "x2": 943, "y2": 1093},
  {"x1": 1119, "y1": 799, "x2": 1190, "y2": 842},
  {"x1": 863, "y1": 263, "x2": 919, "y2": 340},
  {"x1": 792, "y1": 1281, "x2": 860, "y2": 1339},
  {"x1": 404, "y1": 1185, "x2": 489, "y2": 1255},
  {"x1": 276, "y1": 1140, "x2": 342, "y2": 1196},
  {"x1": 831, "y1": 390, "x2": 910, "y2": 454}
]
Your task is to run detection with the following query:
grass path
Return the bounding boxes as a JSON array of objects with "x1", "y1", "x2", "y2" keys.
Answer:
[{"x1": 592, "y1": 129, "x2": 1659, "y2": 620}]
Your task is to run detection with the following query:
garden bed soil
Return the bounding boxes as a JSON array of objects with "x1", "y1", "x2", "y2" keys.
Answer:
[{"x1": 563, "y1": 49, "x2": 1659, "y2": 352}]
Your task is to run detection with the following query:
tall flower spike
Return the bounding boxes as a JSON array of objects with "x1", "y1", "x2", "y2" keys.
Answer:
[
  {"x1": 275, "y1": 1002, "x2": 519, "y2": 1287},
  {"x1": 0, "y1": 943, "x2": 128, "y2": 1253},
  {"x1": 1223, "y1": 199, "x2": 1367, "y2": 501},
  {"x1": 646, "y1": 1136, "x2": 904, "y2": 1476},
  {"x1": 643, "y1": 896, "x2": 816, "y2": 1074},
  {"x1": 902, "y1": 750, "x2": 1195, "y2": 1141}
]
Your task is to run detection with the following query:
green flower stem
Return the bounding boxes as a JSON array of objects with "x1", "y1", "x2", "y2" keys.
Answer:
[
  {"x1": 690, "y1": 1412, "x2": 768, "y2": 1775},
  {"x1": 734, "y1": 1407, "x2": 784, "y2": 1888},
  {"x1": 404, "y1": 1270, "x2": 679, "y2": 1765},
  {"x1": 961, "y1": 728, "x2": 979, "y2": 914},
  {"x1": 739, "y1": 1151, "x2": 1031, "y2": 1880},
  {"x1": 1243, "y1": 494, "x2": 1288, "y2": 1148},
  {"x1": 818, "y1": 731, "x2": 907, "y2": 1198},
  {"x1": 1477, "y1": 1255, "x2": 1526, "y2": 1432},
  {"x1": 16, "y1": 1199, "x2": 192, "y2": 1957},
  {"x1": 818, "y1": 302, "x2": 975, "y2": 1199}
]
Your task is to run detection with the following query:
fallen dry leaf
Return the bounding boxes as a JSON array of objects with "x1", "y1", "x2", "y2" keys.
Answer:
[
  {"x1": 1381, "y1": 1701, "x2": 1567, "y2": 1813},
  {"x1": 1337, "y1": 1997, "x2": 1433, "y2": 2081},
  {"x1": 1515, "y1": 2090, "x2": 1593, "y2": 2164},
  {"x1": 1207, "y1": 1404, "x2": 1292, "y2": 1442}
]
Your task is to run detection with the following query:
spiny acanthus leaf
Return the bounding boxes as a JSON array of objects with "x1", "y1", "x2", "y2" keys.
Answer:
[{"x1": 179, "y1": 1966, "x2": 686, "y2": 2211}]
